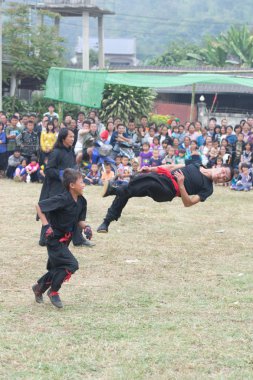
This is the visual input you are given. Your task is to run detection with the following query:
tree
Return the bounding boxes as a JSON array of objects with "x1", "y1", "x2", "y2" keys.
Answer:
[
  {"x1": 3, "y1": 3, "x2": 65, "y2": 96},
  {"x1": 148, "y1": 41, "x2": 201, "y2": 67},
  {"x1": 100, "y1": 85, "x2": 156, "y2": 124}
]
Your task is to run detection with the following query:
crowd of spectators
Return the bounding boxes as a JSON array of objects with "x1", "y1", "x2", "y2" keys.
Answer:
[{"x1": 0, "y1": 104, "x2": 253, "y2": 192}]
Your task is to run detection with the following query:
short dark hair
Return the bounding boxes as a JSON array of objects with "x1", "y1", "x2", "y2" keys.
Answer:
[
  {"x1": 62, "y1": 169, "x2": 82, "y2": 190},
  {"x1": 82, "y1": 120, "x2": 91, "y2": 126},
  {"x1": 222, "y1": 164, "x2": 234, "y2": 182}
]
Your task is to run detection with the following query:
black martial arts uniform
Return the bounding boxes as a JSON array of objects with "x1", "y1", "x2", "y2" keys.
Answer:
[
  {"x1": 39, "y1": 146, "x2": 85, "y2": 245},
  {"x1": 103, "y1": 163, "x2": 213, "y2": 224},
  {"x1": 37, "y1": 191, "x2": 87, "y2": 293}
]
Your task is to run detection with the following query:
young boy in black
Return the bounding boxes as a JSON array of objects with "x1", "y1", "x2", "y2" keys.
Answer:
[{"x1": 32, "y1": 169, "x2": 92, "y2": 308}]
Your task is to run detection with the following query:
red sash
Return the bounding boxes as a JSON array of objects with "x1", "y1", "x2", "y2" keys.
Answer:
[
  {"x1": 59, "y1": 232, "x2": 72, "y2": 244},
  {"x1": 157, "y1": 167, "x2": 180, "y2": 196}
]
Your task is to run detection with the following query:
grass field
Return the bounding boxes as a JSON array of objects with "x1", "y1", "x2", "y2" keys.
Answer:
[{"x1": 0, "y1": 179, "x2": 253, "y2": 380}]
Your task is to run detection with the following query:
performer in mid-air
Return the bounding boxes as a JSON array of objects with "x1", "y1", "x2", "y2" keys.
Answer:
[
  {"x1": 97, "y1": 163, "x2": 233, "y2": 233},
  {"x1": 33, "y1": 169, "x2": 93, "y2": 308}
]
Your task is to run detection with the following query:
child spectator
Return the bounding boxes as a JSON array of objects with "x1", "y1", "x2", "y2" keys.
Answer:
[
  {"x1": 233, "y1": 163, "x2": 252, "y2": 191},
  {"x1": 215, "y1": 156, "x2": 223, "y2": 168},
  {"x1": 233, "y1": 133, "x2": 245, "y2": 168},
  {"x1": 171, "y1": 125, "x2": 180, "y2": 140},
  {"x1": 115, "y1": 156, "x2": 132, "y2": 185},
  {"x1": 175, "y1": 149, "x2": 186, "y2": 165},
  {"x1": 226, "y1": 125, "x2": 237, "y2": 146},
  {"x1": 162, "y1": 146, "x2": 176, "y2": 165},
  {"x1": 189, "y1": 140, "x2": 201, "y2": 164},
  {"x1": 160, "y1": 140, "x2": 169, "y2": 159},
  {"x1": 150, "y1": 136, "x2": 161, "y2": 152},
  {"x1": 25, "y1": 155, "x2": 40, "y2": 182},
  {"x1": 100, "y1": 163, "x2": 115, "y2": 185},
  {"x1": 13, "y1": 158, "x2": 27, "y2": 182},
  {"x1": 139, "y1": 142, "x2": 152, "y2": 167},
  {"x1": 230, "y1": 169, "x2": 240, "y2": 190},
  {"x1": 150, "y1": 148, "x2": 162, "y2": 167},
  {"x1": 84, "y1": 163, "x2": 100, "y2": 185},
  {"x1": 131, "y1": 159, "x2": 139, "y2": 176},
  {"x1": 241, "y1": 143, "x2": 253, "y2": 167},
  {"x1": 172, "y1": 138, "x2": 180, "y2": 156},
  {"x1": 207, "y1": 147, "x2": 219, "y2": 168},
  {"x1": 6, "y1": 148, "x2": 24, "y2": 179}
]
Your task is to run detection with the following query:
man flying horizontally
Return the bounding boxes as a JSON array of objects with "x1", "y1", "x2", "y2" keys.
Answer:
[{"x1": 96, "y1": 163, "x2": 233, "y2": 233}]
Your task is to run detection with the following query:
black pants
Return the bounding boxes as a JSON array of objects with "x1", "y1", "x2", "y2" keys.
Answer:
[
  {"x1": 37, "y1": 238, "x2": 79, "y2": 293},
  {"x1": 104, "y1": 173, "x2": 176, "y2": 223}
]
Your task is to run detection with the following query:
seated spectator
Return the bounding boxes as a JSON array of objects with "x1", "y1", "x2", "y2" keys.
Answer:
[
  {"x1": 175, "y1": 149, "x2": 186, "y2": 165},
  {"x1": 230, "y1": 169, "x2": 240, "y2": 190},
  {"x1": 212, "y1": 125, "x2": 221, "y2": 143},
  {"x1": 233, "y1": 133, "x2": 245, "y2": 168},
  {"x1": 6, "y1": 148, "x2": 24, "y2": 179},
  {"x1": 115, "y1": 156, "x2": 132, "y2": 186},
  {"x1": 84, "y1": 163, "x2": 100, "y2": 185},
  {"x1": 186, "y1": 140, "x2": 201, "y2": 165},
  {"x1": 171, "y1": 125, "x2": 180, "y2": 140},
  {"x1": 139, "y1": 142, "x2": 152, "y2": 167},
  {"x1": 207, "y1": 147, "x2": 219, "y2": 168},
  {"x1": 131, "y1": 158, "x2": 139, "y2": 176},
  {"x1": 187, "y1": 123, "x2": 199, "y2": 141},
  {"x1": 100, "y1": 163, "x2": 115, "y2": 185},
  {"x1": 172, "y1": 137, "x2": 180, "y2": 155},
  {"x1": 226, "y1": 125, "x2": 237, "y2": 147},
  {"x1": 25, "y1": 155, "x2": 40, "y2": 182},
  {"x1": 13, "y1": 158, "x2": 27, "y2": 182},
  {"x1": 233, "y1": 163, "x2": 252, "y2": 191},
  {"x1": 162, "y1": 146, "x2": 176, "y2": 165},
  {"x1": 240, "y1": 143, "x2": 253, "y2": 167},
  {"x1": 150, "y1": 148, "x2": 162, "y2": 167}
]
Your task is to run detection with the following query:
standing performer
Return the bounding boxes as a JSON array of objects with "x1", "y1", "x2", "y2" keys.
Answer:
[
  {"x1": 33, "y1": 169, "x2": 93, "y2": 308},
  {"x1": 97, "y1": 163, "x2": 233, "y2": 233},
  {"x1": 38, "y1": 128, "x2": 94, "y2": 247}
]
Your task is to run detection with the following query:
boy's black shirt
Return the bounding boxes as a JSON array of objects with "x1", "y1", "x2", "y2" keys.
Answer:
[
  {"x1": 172, "y1": 163, "x2": 213, "y2": 202},
  {"x1": 39, "y1": 191, "x2": 87, "y2": 235}
]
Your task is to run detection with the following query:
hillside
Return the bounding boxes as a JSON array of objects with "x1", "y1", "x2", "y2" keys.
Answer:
[{"x1": 10, "y1": 0, "x2": 253, "y2": 61}]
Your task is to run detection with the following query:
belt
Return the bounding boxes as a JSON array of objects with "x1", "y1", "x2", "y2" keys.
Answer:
[
  {"x1": 156, "y1": 166, "x2": 180, "y2": 196},
  {"x1": 59, "y1": 232, "x2": 73, "y2": 244}
]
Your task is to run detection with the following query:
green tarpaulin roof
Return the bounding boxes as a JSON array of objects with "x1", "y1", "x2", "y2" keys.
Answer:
[{"x1": 45, "y1": 67, "x2": 253, "y2": 108}]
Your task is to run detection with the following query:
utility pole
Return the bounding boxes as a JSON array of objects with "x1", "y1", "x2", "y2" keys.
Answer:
[{"x1": 0, "y1": 0, "x2": 3, "y2": 111}]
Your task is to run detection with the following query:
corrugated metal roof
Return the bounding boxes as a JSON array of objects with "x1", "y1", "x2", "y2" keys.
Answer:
[{"x1": 156, "y1": 84, "x2": 253, "y2": 94}]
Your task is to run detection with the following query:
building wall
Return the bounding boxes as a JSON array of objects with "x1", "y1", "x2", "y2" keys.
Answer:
[{"x1": 154, "y1": 101, "x2": 197, "y2": 123}]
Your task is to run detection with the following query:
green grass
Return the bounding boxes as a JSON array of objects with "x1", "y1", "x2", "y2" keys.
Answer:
[{"x1": 0, "y1": 180, "x2": 253, "y2": 379}]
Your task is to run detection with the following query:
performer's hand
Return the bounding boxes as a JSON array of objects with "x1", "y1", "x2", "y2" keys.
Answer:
[
  {"x1": 44, "y1": 224, "x2": 54, "y2": 240},
  {"x1": 138, "y1": 166, "x2": 150, "y2": 173},
  {"x1": 84, "y1": 225, "x2": 92, "y2": 240},
  {"x1": 174, "y1": 170, "x2": 185, "y2": 186}
]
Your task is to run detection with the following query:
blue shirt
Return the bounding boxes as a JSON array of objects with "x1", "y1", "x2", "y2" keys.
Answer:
[{"x1": 0, "y1": 131, "x2": 7, "y2": 153}]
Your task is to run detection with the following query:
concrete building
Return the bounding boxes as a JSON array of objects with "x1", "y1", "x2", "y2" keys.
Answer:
[{"x1": 32, "y1": 0, "x2": 115, "y2": 70}]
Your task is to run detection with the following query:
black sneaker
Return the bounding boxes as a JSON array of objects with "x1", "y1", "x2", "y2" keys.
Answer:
[
  {"x1": 102, "y1": 181, "x2": 117, "y2": 198},
  {"x1": 32, "y1": 284, "x2": 44, "y2": 304},
  {"x1": 97, "y1": 222, "x2": 109, "y2": 233},
  {"x1": 47, "y1": 290, "x2": 63, "y2": 308}
]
